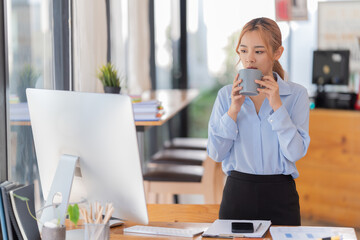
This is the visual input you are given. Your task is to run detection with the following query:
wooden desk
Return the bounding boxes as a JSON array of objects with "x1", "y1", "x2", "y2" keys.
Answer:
[
  {"x1": 296, "y1": 109, "x2": 360, "y2": 227},
  {"x1": 67, "y1": 204, "x2": 273, "y2": 239},
  {"x1": 10, "y1": 89, "x2": 199, "y2": 128}
]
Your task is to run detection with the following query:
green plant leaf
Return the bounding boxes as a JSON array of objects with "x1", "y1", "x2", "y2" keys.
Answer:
[
  {"x1": 97, "y1": 62, "x2": 121, "y2": 87},
  {"x1": 13, "y1": 193, "x2": 29, "y2": 201},
  {"x1": 67, "y1": 204, "x2": 80, "y2": 226},
  {"x1": 13, "y1": 193, "x2": 40, "y2": 223}
]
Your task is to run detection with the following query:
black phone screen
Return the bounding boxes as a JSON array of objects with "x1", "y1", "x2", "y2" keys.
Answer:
[{"x1": 231, "y1": 222, "x2": 254, "y2": 233}]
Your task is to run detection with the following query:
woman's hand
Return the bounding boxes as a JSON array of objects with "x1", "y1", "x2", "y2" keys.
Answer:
[
  {"x1": 228, "y1": 73, "x2": 245, "y2": 122},
  {"x1": 255, "y1": 75, "x2": 282, "y2": 112}
]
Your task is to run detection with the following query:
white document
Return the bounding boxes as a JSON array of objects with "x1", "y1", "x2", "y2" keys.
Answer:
[
  {"x1": 270, "y1": 226, "x2": 357, "y2": 240},
  {"x1": 202, "y1": 219, "x2": 271, "y2": 238}
]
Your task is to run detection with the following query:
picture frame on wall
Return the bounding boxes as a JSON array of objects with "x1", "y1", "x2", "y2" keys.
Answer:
[
  {"x1": 318, "y1": 1, "x2": 360, "y2": 72},
  {"x1": 275, "y1": 0, "x2": 308, "y2": 21}
]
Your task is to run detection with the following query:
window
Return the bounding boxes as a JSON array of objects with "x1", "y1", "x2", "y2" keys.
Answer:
[
  {"x1": 0, "y1": 0, "x2": 7, "y2": 182},
  {"x1": 154, "y1": 0, "x2": 180, "y2": 89},
  {"x1": 5, "y1": 0, "x2": 69, "y2": 206}
]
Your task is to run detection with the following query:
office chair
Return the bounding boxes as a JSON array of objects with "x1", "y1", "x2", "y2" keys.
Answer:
[
  {"x1": 143, "y1": 156, "x2": 223, "y2": 204},
  {"x1": 163, "y1": 137, "x2": 207, "y2": 150},
  {"x1": 149, "y1": 137, "x2": 207, "y2": 166},
  {"x1": 150, "y1": 148, "x2": 207, "y2": 166}
]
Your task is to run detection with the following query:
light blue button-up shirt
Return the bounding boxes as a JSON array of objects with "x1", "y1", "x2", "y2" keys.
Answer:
[{"x1": 207, "y1": 72, "x2": 310, "y2": 179}]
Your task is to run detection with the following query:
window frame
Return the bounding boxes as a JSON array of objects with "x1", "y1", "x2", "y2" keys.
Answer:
[
  {"x1": 0, "y1": 0, "x2": 9, "y2": 182},
  {"x1": 0, "y1": 0, "x2": 71, "y2": 182},
  {"x1": 53, "y1": 0, "x2": 71, "y2": 90}
]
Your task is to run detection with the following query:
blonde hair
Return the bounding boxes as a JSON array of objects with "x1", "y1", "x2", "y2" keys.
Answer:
[{"x1": 236, "y1": 17, "x2": 284, "y2": 79}]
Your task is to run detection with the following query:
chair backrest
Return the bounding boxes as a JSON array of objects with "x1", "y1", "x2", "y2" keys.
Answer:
[
  {"x1": 202, "y1": 156, "x2": 225, "y2": 204},
  {"x1": 201, "y1": 156, "x2": 217, "y2": 185}
]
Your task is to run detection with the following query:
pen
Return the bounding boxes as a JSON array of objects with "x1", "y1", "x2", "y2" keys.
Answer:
[
  {"x1": 218, "y1": 233, "x2": 245, "y2": 238},
  {"x1": 316, "y1": 236, "x2": 341, "y2": 240},
  {"x1": 255, "y1": 223, "x2": 262, "y2": 232}
]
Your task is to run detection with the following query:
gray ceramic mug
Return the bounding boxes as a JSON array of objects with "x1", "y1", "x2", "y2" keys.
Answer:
[{"x1": 238, "y1": 69, "x2": 264, "y2": 96}]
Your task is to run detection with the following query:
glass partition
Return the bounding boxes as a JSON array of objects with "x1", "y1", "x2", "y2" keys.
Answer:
[{"x1": 6, "y1": 0, "x2": 68, "y2": 209}]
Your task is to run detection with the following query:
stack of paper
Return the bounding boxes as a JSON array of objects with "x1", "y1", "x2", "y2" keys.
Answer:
[
  {"x1": 270, "y1": 226, "x2": 357, "y2": 240},
  {"x1": 9, "y1": 103, "x2": 30, "y2": 121},
  {"x1": 132, "y1": 100, "x2": 164, "y2": 121}
]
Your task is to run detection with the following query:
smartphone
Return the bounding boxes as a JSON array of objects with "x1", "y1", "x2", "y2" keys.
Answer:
[{"x1": 231, "y1": 222, "x2": 254, "y2": 233}]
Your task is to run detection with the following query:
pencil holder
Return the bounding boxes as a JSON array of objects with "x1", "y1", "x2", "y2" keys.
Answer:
[
  {"x1": 41, "y1": 225, "x2": 66, "y2": 240},
  {"x1": 84, "y1": 222, "x2": 110, "y2": 240}
]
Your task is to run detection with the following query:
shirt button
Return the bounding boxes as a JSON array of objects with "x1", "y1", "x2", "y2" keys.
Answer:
[
  {"x1": 236, "y1": 130, "x2": 239, "y2": 133},
  {"x1": 270, "y1": 119, "x2": 273, "y2": 123}
]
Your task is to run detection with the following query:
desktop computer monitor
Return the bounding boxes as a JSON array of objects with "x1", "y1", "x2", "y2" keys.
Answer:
[
  {"x1": 26, "y1": 89, "x2": 148, "y2": 224},
  {"x1": 312, "y1": 50, "x2": 350, "y2": 86}
]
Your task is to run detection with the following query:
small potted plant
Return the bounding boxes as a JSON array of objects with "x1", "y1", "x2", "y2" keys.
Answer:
[
  {"x1": 14, "y1": 193, "x2": 80, "y2": 240},
  {"x1": 41, "y1": 204, "x2": 80, "y2": 240},
  {"x1": 97, "y1": 62, "x2": 122, "y2": 94}
]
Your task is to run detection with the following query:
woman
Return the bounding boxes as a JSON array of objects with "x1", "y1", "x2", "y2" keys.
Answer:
[{"x1": 207, "y1": 17, "x2": 310, "y2": 225}]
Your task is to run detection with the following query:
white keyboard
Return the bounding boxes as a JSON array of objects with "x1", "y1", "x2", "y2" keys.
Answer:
[{"x1": 124, "y1": 225, "x2": 204, "y2": 237}]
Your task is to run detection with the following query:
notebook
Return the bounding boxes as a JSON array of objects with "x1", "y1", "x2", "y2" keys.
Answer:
[
  {"x1": 0, "y1": 181, "x2": 12, "y2": 240},
  {"x1": 202, "y1": 219, "x2": 271, "y2": 238},
  {"x1": 1, "y1": 182, "x2": 20, "y2": 240},
  {"x1": 5, "y1": 184, "x2": 24, "y2": 240},
  {"x1": 9, "y1": 184, "x2": 41, "y2": 240},
  {"x1": 270, "y1": 226, "x2": 357, "y2": 240}
]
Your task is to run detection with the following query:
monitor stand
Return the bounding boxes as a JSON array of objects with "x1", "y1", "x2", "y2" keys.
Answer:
[{"x1": 40, "y1": 154, "x2": 79, "y2": 226}]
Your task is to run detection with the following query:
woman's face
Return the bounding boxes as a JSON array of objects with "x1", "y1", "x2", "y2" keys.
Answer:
[{"x1": 239, "y1": 30, "x2": 274, "y2": 76}]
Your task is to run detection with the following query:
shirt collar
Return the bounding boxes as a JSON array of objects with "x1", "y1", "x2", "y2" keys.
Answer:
[{"x1": 275, "y1": 72, "x2": 292, "y2": 96}]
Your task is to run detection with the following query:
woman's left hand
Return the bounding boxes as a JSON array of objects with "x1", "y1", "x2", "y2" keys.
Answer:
[{"x1": 255, "y1": 75, "x2": 282, "y2": 112}]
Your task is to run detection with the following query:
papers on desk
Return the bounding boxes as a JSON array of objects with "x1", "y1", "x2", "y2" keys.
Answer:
[
  {"x1": 202, "y1": 219, "x2": 271, "y2": 238},
  {"x1": 9, "y1": 103, "x2": 30, "y2": 121},
  {"x1": 270, "y1": 226, "x2": 357, "y2": 240},
  {"x1": 132, "y1": 100, "x2": 164, "y2": 121}
]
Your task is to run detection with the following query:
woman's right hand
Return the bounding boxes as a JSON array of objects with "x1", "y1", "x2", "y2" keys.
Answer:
[{"x1": 227, "y1": 73, "x2": 245, "y2": 122}]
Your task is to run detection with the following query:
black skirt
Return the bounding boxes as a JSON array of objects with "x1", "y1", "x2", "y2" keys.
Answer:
[{"x1": 219, "y1": 171, "x2": 300, "y2": 226}]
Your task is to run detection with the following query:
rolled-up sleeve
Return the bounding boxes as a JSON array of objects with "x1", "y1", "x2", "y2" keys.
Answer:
[
  {"x1": 207, "y1": 88, "x2": 238, "y2": 162},
  {"x1": 267, "y1": 88, "x2": 310, "y2": 162}
]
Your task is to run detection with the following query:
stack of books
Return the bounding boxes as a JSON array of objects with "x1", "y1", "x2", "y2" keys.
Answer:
[
  {"x1": 9, "y1": 103, "x2": 30, "y2": 122},
  {"x1": 0, "y1": 181, "x2": 41, "y2": 240},
  {"x1": 132, "y1": 100, "x2": 164, "y2": 121}
]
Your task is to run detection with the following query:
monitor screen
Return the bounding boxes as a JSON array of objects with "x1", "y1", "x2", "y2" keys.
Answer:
[
  {"x1": 312, "y1": 50, "x2": 350, "y2": 85},
  {"x1": 26, "y1": 89, "x2": 148, "y2": 224}
]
